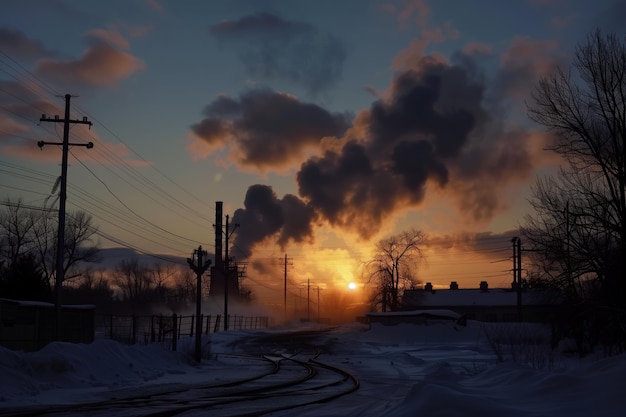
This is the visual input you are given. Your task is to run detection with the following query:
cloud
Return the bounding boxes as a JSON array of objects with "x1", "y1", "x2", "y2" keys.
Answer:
[
  {"x1": 296, "y1": 56, "x2": 486, "y2": 239},
  {"x1": 495, "y1": 36, "x2": 563, "y2": 99},
  {"x1": 189, "y1": 88, "x2": 352, "y2": 171},
  {"x1": 462, "y1": 41, "x2": 493, "y2": 56},
  {"x1": 209, "y1": 12, "x2": 346, "y2": 95},
  {"x1": 0, "y1": 28, "x2": 56, "y2": 59},
  {"x1": 218, "y1": 47, "x2": 556, "y2": 256},
  {"x1": 0, "y1": 81, "x2": 147, "y2": 165},
  {"x1": 381, "y1": 0, "x2": 431, "y2": 29},
  {"x1": 35, "y1": 31, "x2": 144, "y2": 88},
  {"x1": 230, "y1": 184, "x2": 317, "y2": 260}
]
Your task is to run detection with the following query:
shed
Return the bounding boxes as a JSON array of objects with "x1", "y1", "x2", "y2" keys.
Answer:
[{"x1": 0, "y1": 298, "x2": 95, "y2": 351}]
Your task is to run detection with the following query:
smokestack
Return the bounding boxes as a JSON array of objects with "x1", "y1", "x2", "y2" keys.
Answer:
[{"x1": 215, "y1": 201, "x2": 223, "y2": 269}]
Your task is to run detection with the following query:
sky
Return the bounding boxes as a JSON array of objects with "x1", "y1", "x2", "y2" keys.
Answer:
[
  {"x1": 1, "y1": 0, "x2": 625, "y2": 308},
  {"x1": 0, "y1": 319, "x2": 624, "y2": 416}
]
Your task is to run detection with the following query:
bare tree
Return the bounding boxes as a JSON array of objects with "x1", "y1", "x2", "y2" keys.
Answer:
[
  {"x1": 524, "y1": 29, "x2": 626, "y2": 351},
  {"x1": 367, "y1": 228, "x2": 425, "y2": 311},
  {"x1": 1, "y1": 199, "x2": 99, "y2": 293},
  {"x1": 170, "y1": 267, "x2": 196, "y2": 309},
  {"x1": 30, "y1": 208, "x2": 100, "y2": 286},
  {"x1": 0, "y1": 198, "x2": 36, "y2": 266},
  {"x1": 111, "y1": 258, "x2": 155, "y2": 308}
]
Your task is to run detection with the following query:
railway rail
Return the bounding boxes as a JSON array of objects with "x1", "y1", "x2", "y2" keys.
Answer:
[{"x1": 0, "y1": 329, "x2": 359, "y2": 417}]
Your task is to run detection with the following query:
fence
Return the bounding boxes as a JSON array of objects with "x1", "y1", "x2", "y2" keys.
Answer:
[{"x1": 95, "y1": 313, "x2": 270, "y2": 351}]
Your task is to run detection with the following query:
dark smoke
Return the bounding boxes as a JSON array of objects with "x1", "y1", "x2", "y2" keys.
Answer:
[
  {"x1": 230, "y1": 184, "x2": 316, "y2": 260},
  {"x1": 209, "y1": 12, "x2": 346, "y2": 95}
]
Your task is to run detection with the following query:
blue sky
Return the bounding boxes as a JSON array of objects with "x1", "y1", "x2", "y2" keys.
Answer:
[{"x1": 1, "y1": 0, "x2": 623, "y2": 298}]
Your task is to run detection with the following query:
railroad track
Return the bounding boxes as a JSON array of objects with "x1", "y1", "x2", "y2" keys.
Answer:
[{"x1": 1, "y1": 346, "x2": 359, "y2": 417}]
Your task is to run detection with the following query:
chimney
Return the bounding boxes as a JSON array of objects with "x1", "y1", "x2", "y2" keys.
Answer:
[
  {"x1": 215, "y1": 201, "x2": 223, "y2": 269},
  {"x1": 480, "y1": 281, "x2": 489, "y2": 292},
  {"x1": 424, "y1": 282, "x2": 433, "y2": 291},
  {"x1": 450, "y1": 281, "x2": 459, "y2": 290}
]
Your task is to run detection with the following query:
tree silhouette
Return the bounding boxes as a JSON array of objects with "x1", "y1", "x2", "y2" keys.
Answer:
[
  {"x1": 367, "y1": 228, "x2": 425, "y2": 312},
  {"x1": 524, "y1": 29, "x2": 626, "y2": 352},
  {"x1": 0, "y1": 252, "x2": 51, "y2": 301}
]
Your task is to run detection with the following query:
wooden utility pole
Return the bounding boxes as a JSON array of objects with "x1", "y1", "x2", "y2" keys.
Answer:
[
  {"x1": 38, "y1": 94, "x2": 93, "y2": 341},
  {"x1": 283, "y1": 254, "x2": 292, "y2": 321},
  {"x1": 517, "y1": 237, "x2": 522, "y2": 321},
  {"x1": 511, "y1": 237, "x2": 522, "y2": 322},
  {"x1": 187, "y1": 246, "x2": 211, "y2": 362}
]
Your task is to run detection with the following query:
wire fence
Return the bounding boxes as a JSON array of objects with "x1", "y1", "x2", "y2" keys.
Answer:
[{"x1": 95, "y1": 313, "x2": 270, "y2": 351}]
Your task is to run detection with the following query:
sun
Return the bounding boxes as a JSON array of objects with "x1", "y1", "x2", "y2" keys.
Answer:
[{"x1": 348, "y1": 282, "x2": 357, "y2": 290}]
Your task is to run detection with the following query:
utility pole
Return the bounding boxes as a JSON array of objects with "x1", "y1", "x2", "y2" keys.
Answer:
[
  {"x1": 517, "y1": 237, "x2": 522, "y2": 322},
  {"x1": 38, "y1": 94, "x2": 93, "y2": 341},
  {"x1": 511, "y1": 237, "x2": 522, "y2": 322},
  {"x1": 317, "y1": 286, "x2": 320, "y2": 322},
  {"x1": 283, "y1": 254, "x2": 293, "y2": 322},
  {"x1": 223, "y1": 214, "x2": 239, "y2": 331},
  {"x1": 512, "y1": 237, "x2": 518, "y2": 289},
  {"x1": 307, "y1": 279, "x2": 310, "y2": 321},
  {"x1": 187, "y1": 246, "x2": 211, "y2": 362}
]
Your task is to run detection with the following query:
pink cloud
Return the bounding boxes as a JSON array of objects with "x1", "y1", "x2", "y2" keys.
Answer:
[
  {"x1": 382, "y1": 0, "x2": 431, "y2": 29},
  {"x1": 145, "y1": 0, "x2": 165, "y2": 14},
  {"x1": 85, "y1": 29, "x2": 130, "y2": 49},
  {"x1": 36, "y1": 39, "x2": 144, "y2": 88}
]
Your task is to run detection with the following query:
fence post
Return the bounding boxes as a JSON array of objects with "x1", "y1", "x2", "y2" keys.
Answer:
[
  {"x1": 132, "y1": 315, "x2": 137, "y2": 345},
  {"x1": 172, "y1": 313, "x2": 178, "y2": 351},
  {"x1": 214, "y1": 315, "x2": 221, "y2": 333},
  {"x1": 205, "y1": 315, "x2": 210, "y2": 334},
  {"x1": 190, "y1": 315, "x2": 195, "y2": 337},
  {"x1": 109, "y1": 314, "x2": 113, "y2": 339}
]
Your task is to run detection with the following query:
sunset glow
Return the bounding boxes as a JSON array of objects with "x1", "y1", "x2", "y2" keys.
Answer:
[{"x1": 1, "y1": 0, "x2": 621, "y2": 319}]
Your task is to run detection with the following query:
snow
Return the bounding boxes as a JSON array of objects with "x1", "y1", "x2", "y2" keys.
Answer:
[{"x1": 0, "y1": 319, "x2": 623, "y2": 416}]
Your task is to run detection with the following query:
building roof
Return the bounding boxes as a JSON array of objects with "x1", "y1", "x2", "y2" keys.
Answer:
[
  {"x1": 0, "y1": 298, "x2": 95, "y2": 310},
  {"x1": 402, "y1": 288, "x2": 562, "y2": 308}
]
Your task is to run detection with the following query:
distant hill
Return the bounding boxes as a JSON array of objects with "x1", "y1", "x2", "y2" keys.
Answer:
[{"x1": 82, "y1": 247, "x2": 192, "y2": 269}]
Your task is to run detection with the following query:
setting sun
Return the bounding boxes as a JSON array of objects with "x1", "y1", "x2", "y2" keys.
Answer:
[{"x1": 348, "y1": 282, "x2": 357, "y2": 290}]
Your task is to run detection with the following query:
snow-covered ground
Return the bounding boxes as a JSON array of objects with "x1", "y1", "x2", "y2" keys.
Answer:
[{"x1": 0, "y1": 318, "x2": 624, "y2": 416}]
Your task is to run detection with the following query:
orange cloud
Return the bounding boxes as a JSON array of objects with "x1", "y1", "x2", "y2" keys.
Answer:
[{"x1": 36, "y1": 35, "x2": 144, "y2": 88}]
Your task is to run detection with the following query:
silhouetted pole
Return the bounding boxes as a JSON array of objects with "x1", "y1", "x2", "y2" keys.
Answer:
[
  {"x1": 307, "y1": 279, "x2": 310, "y2": 321},
  {"x1": 511, "y1": 237, "x2": 522, "y2": 322},
  {"x1": 38, "y1": 94, "x2": 93, "y2": 341},
  {"x1": 317, "y1": 286, "x2": 320, "y2": 322},
  {"x1": 188, "y1": 246, "x2": 211, "y2": 362},
  {"x1": 224, "y1": 214, "x2": 239, "y2": 331},
  {"x1": 282, "y1": 254, "x2": 293, "y2": 322},
  {"x1": 517, "y1": 237, "x2": 522, "y2": 322}
]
